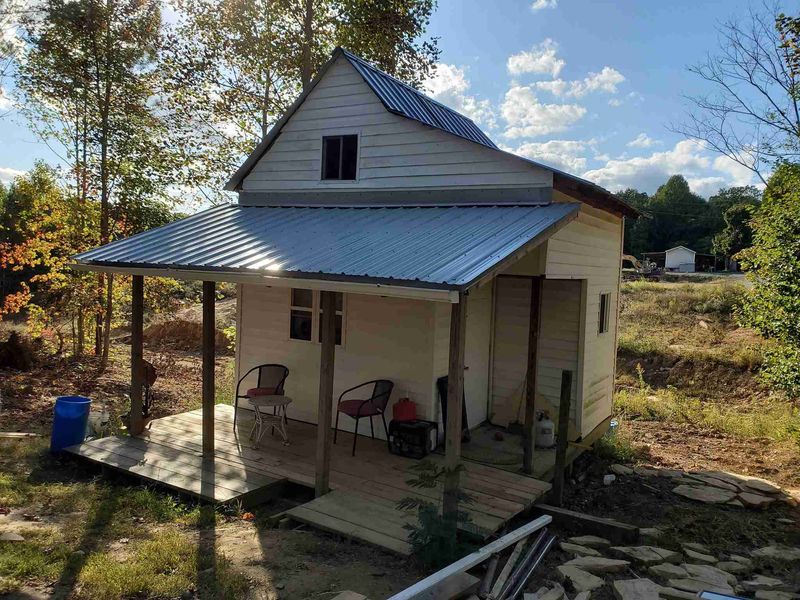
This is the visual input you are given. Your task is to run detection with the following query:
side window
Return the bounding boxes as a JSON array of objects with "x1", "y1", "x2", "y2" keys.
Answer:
[
  {"x1": 289, "y1": 289, "x2": 345, "y2": 345},
  {"x1": 322, "y1": 135, "x2": 358, "y2": 180},
  {"x1": 290, "y1": 289, "x2": 314, "y2": 341},
  {"x1": 598, "y1": 292, "x2": 611, "y2": 334}
]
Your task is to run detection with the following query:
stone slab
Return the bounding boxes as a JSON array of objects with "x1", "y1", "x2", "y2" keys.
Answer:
[
  {"x1": 568, "y1": 535, "x2": 611, "y2": 548},
  {"x1": 557, "y1": 566, "x2": 605, "y2": 593},
  {"x1": 613, "y1": 579, "x2": 662, "y2": 600},
  {"x1": 611, "y1": 546, "x2": 682, "y2": 565},
  {"x1": 561, "y1": 542, "x2": 602, "y2": 557},
  {"x1": 673, "y1": 484, "x2": 736, "y2": 504},
  {"x1": 564, "y1": 556, "x2": 631, "y2": 574}
]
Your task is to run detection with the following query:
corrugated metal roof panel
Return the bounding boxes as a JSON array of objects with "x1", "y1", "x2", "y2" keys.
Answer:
[
  {"x1": 342, "y1": 50, "x2": 498, "y2": 150},
  {"x1": 74, "y1": 203, "x2": 578, "y2": 289}
]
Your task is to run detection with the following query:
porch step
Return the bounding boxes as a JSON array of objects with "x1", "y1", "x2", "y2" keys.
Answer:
[{"x1": 287, "y1": 489, "x2": 413, "y2": 555}]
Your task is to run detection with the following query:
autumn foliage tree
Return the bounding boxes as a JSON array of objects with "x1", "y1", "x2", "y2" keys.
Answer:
[
  {"x1": 0, "y1": 163, "x2": 97, "y2": 354},
  {"x1": 16, "y1": 0, "x2": 173, "y2": 367}
]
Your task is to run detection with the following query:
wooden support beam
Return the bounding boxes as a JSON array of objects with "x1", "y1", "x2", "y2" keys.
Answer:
[
  {"x1": 129, "y1": 275, "x2": 145, "y2": 435},
  {"x1": 551, "y1": 370, "x2": 573, "y2": 506},
  {"x1": 443, "y1": 292, "x2": 468, "y2": 520},
  {"x1": 315, "y1": 290, "x2": 337, "y2": 497},
  {"x1": 202, "y1": 281, "x2": 215, "y2": 457},
  {"x1": 522, "y1": 276, "x2": 542, "y2": 475}
]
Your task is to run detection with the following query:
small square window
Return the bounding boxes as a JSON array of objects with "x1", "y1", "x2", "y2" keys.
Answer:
[
  {"x1": 290, "y1": 310, "x2": 313, "y2": 341},
  {"x1": 322, "y1": 135, "x2": 358, "y2": 180},
  {"x1": 289, "y1": 289, "x2": 345, "y2": 345},
  {"x1": 598, "y1": 293, "x2": 611, "y2": 334}
]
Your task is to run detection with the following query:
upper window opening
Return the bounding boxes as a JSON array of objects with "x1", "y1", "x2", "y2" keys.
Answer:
[{"x1": 322, "y1": 135, "x2": 358, "y2": 180}]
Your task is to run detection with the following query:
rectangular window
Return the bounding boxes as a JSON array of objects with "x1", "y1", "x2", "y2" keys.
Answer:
[
  {"x1": 289, "y1": 289, "x2": 344, "y2": 345},
  {"x1": 322, "y1": 135, "x2": 358, "y2": 180},
  {"x1": 289, "y1": 288, "x2": 314, "y2": 341},
  {"x1": 598, "y1": 292, "x2": 611, "y2": 334}
]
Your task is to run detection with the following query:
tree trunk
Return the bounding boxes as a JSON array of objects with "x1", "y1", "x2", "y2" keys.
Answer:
[
  {"x1": 76, "y1": 309, "x2": 84, "y2": 356},
  {"x1": 100, "y1": 273, "x2": 113, "y2": 369},
  {"x1": 300, "y1": 0, "x2": 314, "y2": 90}
]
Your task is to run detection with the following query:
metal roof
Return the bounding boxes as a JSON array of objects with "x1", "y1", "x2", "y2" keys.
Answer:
[
  {"x1": 341, "y1": 50, "x2": 498, "y2": 150},
  {"x1": 73, "y1": 203, "x2": 579, "y2": 290}
]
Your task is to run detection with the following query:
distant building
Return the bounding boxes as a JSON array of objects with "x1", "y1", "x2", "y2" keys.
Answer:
[{"x1": 642, "y1": 246, "x2": 718, "y2": 273}]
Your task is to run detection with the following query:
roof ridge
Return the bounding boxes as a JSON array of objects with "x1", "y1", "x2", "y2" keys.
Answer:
[{"x1": 337, "y1": 48, "x2": 481, "y2": 125}]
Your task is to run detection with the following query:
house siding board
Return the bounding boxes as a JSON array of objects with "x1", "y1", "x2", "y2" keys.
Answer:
[
  {"x1": 431, "y1": 283, "x2": 493, "y2": 429},
  {"x1": 240, "y1": 55, "x2": 551, "y2": 195},
  {"x1": 545, "y1": 201, "x2": 623, "y2": 435},
  {"x1": 237, "y1": 285, "x2": 436, "y2": 435},
  {"x1": 488, "y1": 277, "x2": 580, "y2": 428}
]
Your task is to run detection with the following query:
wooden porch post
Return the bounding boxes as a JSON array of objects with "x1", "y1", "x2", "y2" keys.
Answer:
[
  {"x1": 315, "y1": 290, "x2": 336, "y2": 497},
  {"x1": 443, "y1": 291, "x2": 467, "y2": 519},
  {"x1": 202, "y1": 281, "x2": 215, "y2": 457},
  {"x1": 523, "y1": 276, "x2": 543, "y2": 474},
  {"x1": 551, "y1": 370, "x2": 573, "y2": 506},
  {"x1": 129, "y1": 275, "x2": 145, "y2": 435}
]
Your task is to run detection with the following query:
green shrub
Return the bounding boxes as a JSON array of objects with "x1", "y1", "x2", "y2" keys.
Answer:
[{"x1": 398, "y1": 461, "x2": 476, "y2": 570}]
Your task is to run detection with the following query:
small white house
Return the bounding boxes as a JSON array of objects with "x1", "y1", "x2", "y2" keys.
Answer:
[
  {"x1": 73, "y1": 48, "x2": 639, "y2": 483},
  {"x1": 665, "y1": 246, "x2": 696, "y2": 272}
]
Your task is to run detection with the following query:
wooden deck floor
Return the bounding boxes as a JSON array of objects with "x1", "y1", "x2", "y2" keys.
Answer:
[{"x1": 67, "y1": 405, "x2": 551, "y2": 555}]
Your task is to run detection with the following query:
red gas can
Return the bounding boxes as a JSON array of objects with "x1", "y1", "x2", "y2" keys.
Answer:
[{"x1": 392, "y1": 398, "x2": 417, "y2": 422}]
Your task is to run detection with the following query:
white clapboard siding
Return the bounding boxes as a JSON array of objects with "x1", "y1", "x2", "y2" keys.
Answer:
[
  {"x1": 430, "y1": 283, "x2": 493, "y2": 430},
  {"x1": 237, "y1": 285, "x2": 437, "y2": 438},
  {"x1": 545, "y1": 200, "x2": 623, "y2": 435},
  {"x1": 489, "y1": 277, "x2": 580, "y2": 428},
  {"x1": 241, "y1": 55, "x2": 551, "y2": 194}
]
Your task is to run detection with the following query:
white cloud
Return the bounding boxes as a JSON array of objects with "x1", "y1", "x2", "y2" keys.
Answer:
[
  {"x1": 712, "y1": 155, "x2": 754, "y2": 187},
  {"x1": 0, "y1": 87, "x2": 11, "y2": 111},
  {"x1": 510, "y1": 139, "x2": 597, "y2": 173},
  {"x1": 501, "y1": 84, "x2": 586, "y2": 138},
  {"x1": 425, "y1": 63, "x2": 496, "y2": 127},
  {"x1": 582, "y1": 139, "x2": 758, "y2": 195},
  {"x1": 532, "y1": 67, "x2": 626, "y2": 98},
  {"x1": 531, "y1": 0, "x2": 557, "y2": 10},
  {"x1": 608, "y1": 98, "x2": 623, "y2": 107},
  {"x1": 0, "y1": 166, "x2": 24, "y2": 184},
  {"x1": 570, "y1": 67, "x2": 625, "y2": 97},
  {"x1": 507, "y1": 39, "x2": 565, "y2": 78},
  {"x1": 627, "y1": 133, "x2": 660, "y2": 148}
]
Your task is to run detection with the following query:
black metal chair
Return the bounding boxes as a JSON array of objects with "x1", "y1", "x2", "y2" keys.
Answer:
[
  {"x1": 234, "y1": 364, "x2": 290, "y2": 430},
  {"x1": 334, "y1": 379, "x2": 394, "y2": 456}
]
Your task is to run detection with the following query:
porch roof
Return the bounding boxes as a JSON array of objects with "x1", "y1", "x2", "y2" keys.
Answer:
[{"x1": 72, "y1": 203, "x2": 579, "y2": 301}]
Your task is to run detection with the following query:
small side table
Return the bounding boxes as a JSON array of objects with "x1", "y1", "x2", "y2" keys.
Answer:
[{"x1": 247, "y1": 395, "x2": 292, "y2": 446}]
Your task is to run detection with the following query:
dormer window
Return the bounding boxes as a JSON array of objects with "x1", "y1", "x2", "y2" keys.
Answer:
[{"x1": 322, "y1": 135, "x2": 358, "y2": 180}]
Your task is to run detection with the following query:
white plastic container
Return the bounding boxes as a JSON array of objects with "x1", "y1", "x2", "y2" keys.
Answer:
[{"x1": 535, "y1": 413, "x2": 555, "y2": 448}]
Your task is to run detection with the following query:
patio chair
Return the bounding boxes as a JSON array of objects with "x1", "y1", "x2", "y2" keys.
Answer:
[
  {"x1": 234, "y1": 364, "x2": 290, "y2": 434},
  {"x1": 334, "y1": 379, "x2": 394, "y2": 456}
]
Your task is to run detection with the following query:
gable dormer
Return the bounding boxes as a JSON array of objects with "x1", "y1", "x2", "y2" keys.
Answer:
[{"x1": 228, "y1": 51, "x2": 553, "y2": 205}]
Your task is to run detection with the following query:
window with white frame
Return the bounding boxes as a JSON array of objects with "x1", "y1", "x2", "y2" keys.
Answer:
[
  {"x1": 289, "y1": 289, "x2": 344, "y2": 345},
  {"x1": 598, "y1": 292, "x2": 611, "y2": 334}
]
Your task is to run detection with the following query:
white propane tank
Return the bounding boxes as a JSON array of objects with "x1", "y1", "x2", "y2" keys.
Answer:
[{"x1": 535, "y1": 412, "x2": 555, "y2": 448}]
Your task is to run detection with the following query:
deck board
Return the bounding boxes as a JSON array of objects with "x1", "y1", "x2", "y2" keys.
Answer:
[{"x1": 67, "y1": 405, "x2": 550, "y2": 554}]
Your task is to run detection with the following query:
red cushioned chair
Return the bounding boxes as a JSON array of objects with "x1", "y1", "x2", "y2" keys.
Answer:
[
  {"x1": 234, "y1": 364, "x2": 290, "y2": 431},
  {"x1": 334, "y1": 379, "x2": 394, "y2": 456}
]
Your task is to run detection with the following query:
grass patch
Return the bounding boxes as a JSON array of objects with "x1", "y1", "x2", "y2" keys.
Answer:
[
  {"x1": 0, "y1": 527, "x2": 72, "y2": 586},
  {"x1": 615, "y1": 376, "x2": 800, "y2": 444},
  {"x1": 594, "y1": 431, "x2": 643, "y2": 464},
  {"x1": 78, "y1": 531, "x2": 248, "y2": 600}
]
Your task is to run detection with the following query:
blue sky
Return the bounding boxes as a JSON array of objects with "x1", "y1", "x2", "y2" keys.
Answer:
[{"x1": 0, "y1": 0, "x2": 780, "y2": 197}]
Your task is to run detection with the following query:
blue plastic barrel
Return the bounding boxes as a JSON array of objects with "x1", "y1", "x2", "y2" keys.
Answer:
[{"x1": 50, "y1": 396, "x2": 92, "y2": 452}]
